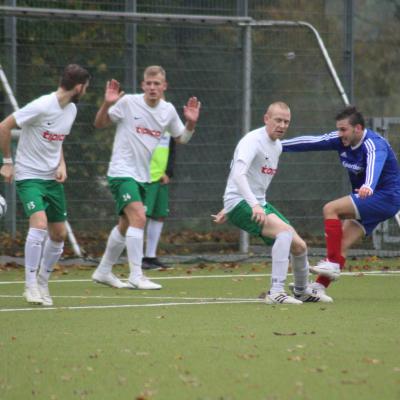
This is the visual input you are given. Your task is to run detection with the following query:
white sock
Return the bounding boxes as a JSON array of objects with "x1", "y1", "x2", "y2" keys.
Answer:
[
  {"x1": 24, "y1": 228, "x2": 47, "y2": 287},
  {"x1": 270, "y1": 231, "x2": 293, "y2": 294},
  {"x1": 145, "y1": 219, "x2": 163, "y2": 258},
  {"x1": 126, "y1": 226, "x2": 144, "y2": 280},
  {"x1": 38, "y1": 239, "x2": 64, "y2": 283},
  {"x1": 97, "y1": 226, "x2": 126, "y2": 274},
  {"x1": 291, "y1": 251, "x2": 309, "y2": 293}
]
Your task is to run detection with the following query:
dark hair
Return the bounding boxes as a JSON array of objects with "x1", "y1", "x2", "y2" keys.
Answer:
[
  {"x1": 59, "y1": 64, "x2": 90, "y2": 90},
  {"x1": 335, "y1": 106, "x2": 365, "y2": 128}
]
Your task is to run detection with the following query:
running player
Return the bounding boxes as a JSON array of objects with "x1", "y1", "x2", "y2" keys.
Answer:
[
  {"x1": 282, "y1": 106, "x2": 400, "y2": 298},
  {"x1": 0, "y1": 64, "x2": 90, "y2": 306},
  {"x1": 91, "y1": 65, "x2": 201, "y2": 290},
  {"x1": 212, "y1": 102, "x2": 331, "y2": 304}
]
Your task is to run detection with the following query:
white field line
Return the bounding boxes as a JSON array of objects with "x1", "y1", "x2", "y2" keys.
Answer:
[
  {"x1": 0, "y1": 299, "x2": 263, "y2": 313},
  {"x1": 0, "y1": 270, "x2": 399, "y2": 286},
  {"x1": 0, "y1": 294, "x2": 258, "y2": 301}
]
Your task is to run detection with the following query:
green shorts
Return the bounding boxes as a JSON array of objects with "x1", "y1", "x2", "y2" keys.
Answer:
[
  {"x1": 107, "y1": 176, "x2": 147, "y2": 215},
  {"x1": 145, "y1": 181, "x2": 169, "y2": 219},
  {"x1": 227, "y1": 200, "x2": 290, "y2": 246},
  {"x1": 16, "y1": 179, "x2": 67, "y2": 222}
]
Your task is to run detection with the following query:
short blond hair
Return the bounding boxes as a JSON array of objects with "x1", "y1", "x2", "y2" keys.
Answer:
[
  {"x1": 266, "y1": 101, "x2": 290, "y2": 115},
  {"x1": 143, "y1": 65, "x2": 166, "y2": 80}
]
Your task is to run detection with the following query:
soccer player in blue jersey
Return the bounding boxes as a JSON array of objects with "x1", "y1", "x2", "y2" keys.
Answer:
[{"x1": 282, "y1": 106, "x2": 400, "y2": 298}]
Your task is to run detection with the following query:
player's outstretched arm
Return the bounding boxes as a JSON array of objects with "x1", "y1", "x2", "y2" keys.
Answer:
[{"x1": 94, "y1": 79, "x2": 125, "y2": 129}]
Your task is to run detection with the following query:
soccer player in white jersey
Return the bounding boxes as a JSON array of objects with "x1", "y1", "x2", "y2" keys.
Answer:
[
  {"x1": 0, "y1": 64, "x2": 90, "y2": 306},
  {"x1": 92, "y1": 65, "x2": 201, "y2": 290},
  {"x1": 213, "y1": 102, "x2": 332, "y2": 304}
]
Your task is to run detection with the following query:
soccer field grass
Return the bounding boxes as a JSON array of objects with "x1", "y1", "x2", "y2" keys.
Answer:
[{"x1": 0, "y1": 263, "x2": 399, "y2": 400}]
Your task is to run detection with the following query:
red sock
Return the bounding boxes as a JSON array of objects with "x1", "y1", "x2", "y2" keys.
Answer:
[
  {"x1": 324, "y1": 219, "x2": 345, "y2": 268},
  {"x1": 316, "y1": 275, "x2": 332, "y2": 288}
]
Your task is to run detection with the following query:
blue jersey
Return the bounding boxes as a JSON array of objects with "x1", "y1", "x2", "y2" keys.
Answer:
[{"x1": 282, "y1": 129, "x2": 400, "y2": 195}]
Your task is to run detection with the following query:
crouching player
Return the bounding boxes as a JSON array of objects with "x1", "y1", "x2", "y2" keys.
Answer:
[{"x1": 213, "y1": 102, "x2": 332, "y2": 304}]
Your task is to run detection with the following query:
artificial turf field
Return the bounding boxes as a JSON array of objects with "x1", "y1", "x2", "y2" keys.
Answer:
[{"x1": 0, "y1": 261, "x2": 399, "y2": 400}]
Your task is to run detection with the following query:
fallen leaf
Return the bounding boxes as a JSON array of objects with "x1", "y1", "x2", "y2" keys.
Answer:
[
  {"x1": 363, "y1": 357, "x2": 382, "y2": 365},
  {"x1": 287, "y1": 355, "x2": 305, "y2": 361},
  {"x1": 273, "y1": 332, "x2": 297, "y2": 336}
]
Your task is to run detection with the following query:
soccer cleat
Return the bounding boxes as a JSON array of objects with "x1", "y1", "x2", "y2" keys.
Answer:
[
  {"x1": 127, "y1": 276, "x2": 162, "y2": 290},
  {"x1": 142, "y1": 257, "x2": 172, "y2": 270},
  {"x1": 309, "y1": 282, "x2": 334, "y2": 302},
  {"x1": 92, "y1": 270, "x2": 129, "y2": 289},
  {"x1": 265, "y1": 291, "x2": 302, "y2": 305},
  {"x1": 288, "y1": 283, "x2": 333, "y2": 303},
  {"x1": 310, "y1": 260, "x2": 341, "y2": 281},
  {"x1": 23, "y1": 284, "x2": 43, "y2": 305},
  {"x1": 37, "y1": 276, "x2": 53, "y2": 306}
]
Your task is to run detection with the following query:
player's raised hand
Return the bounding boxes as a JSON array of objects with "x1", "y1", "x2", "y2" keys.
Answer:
[
  {"x1": 183, "y1": 97, "x2": 201, "y2": 124},
  {"x1": 104, "y1": 79, "x2": 125, "y2": 105}
]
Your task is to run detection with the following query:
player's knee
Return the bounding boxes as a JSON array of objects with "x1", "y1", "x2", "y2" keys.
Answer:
[
  {"x1": 291, "y1": 237, "x2": 307, "y2": 255},
  {"x1": 50, "y1": 228, "x2": 67, "y2": 242},
  {"x1": 323, "y1": 202, "x2": 337, "y2": 218}
]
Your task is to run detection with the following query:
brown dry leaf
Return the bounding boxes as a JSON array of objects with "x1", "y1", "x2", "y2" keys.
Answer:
[
  {"x1": 287, "y1": 355, "x2": 305, "y2": 362},
  {"x1": 273, "y1": 332, "x2": 297, "y2": 336},
  {"x1": 363, "y1": 357, "x2": 382, "y2": 365}
]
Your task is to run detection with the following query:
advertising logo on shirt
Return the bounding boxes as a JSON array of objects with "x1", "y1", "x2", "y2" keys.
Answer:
[
  {"x1": 136, "y1": 126, "x2": 161, "y2": 138},
  {"x1": 42, "y1": 131, "x2": 66, "y2": 141},
  {"x1": 261, "y1": 165, "x2": 277, "y2": 175}
]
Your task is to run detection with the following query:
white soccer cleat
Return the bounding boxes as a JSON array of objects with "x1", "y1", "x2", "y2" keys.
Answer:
[
  {"x1": 92, "y1": 270, "x2": 129, "y2": 289},
  {"x1": 310, "y1": 260, "x2": 341, "y2": 281},
  {"x1": 127, "y1": 276, "x2": 162, "y2": 290},
  {"x1": 265, "y1": 291, "x2": 302, "y2": 305},
  {"x1": 309, "y1": 282, "x2": 334, "y2": 302},
  {"x1": 288, "y1": 283, "x2": 333, "y2": 303},
  {"x1": 23, "y1": 284, "x2": 43, "y2": 305},
  {"x1": 37, "y1": 276, "x2": 53, "y2": 306}
]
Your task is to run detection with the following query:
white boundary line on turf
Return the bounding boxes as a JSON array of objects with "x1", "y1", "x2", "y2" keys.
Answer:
[
  {"x1": 0, "y1": 299, "x2": 263, "y2": 313},
  {"x1": 0, "y1": 294, "x2": 258, "y2": 301},
  {"x1": 0, "y1": 270, "x2": 399, "y2": 285}
]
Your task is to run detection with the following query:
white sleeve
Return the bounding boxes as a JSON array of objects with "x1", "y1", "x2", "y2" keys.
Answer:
[
  {"x1": 108, "y1": 96, "x2": 126, "y2": 123},
  {"x1": 13, "y1": 98, "x2": 44, "y2": 128},
  {"x1": 166, "y1": 106, "x2": 185, "y2": 138},
  {"x1": 231, "y1": 160, "x2": 259, "y2": 208}
]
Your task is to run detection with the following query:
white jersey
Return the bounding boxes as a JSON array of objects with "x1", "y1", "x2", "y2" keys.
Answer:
[
  {"x1": 107, "y1": 94, "x2": 184, "y2": 182},
  {"x1": 13, "y1": 92, "x2": 77, "y2": 180},
  {"x1": 223, "y1": 126, "x2": 282, "y2": 212}
]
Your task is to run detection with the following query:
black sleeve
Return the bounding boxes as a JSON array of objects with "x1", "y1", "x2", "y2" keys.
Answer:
[{"x1": 165, "y1": 138, "x2": 176, "y2": 178}]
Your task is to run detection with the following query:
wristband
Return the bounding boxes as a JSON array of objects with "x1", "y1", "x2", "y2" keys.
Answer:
[
  {"x1": 2, "y1": 158, "x2": 13, "y2": 165},
  {"x1": 178, "y1": 128, "x2": 194, "y2": 144}
]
